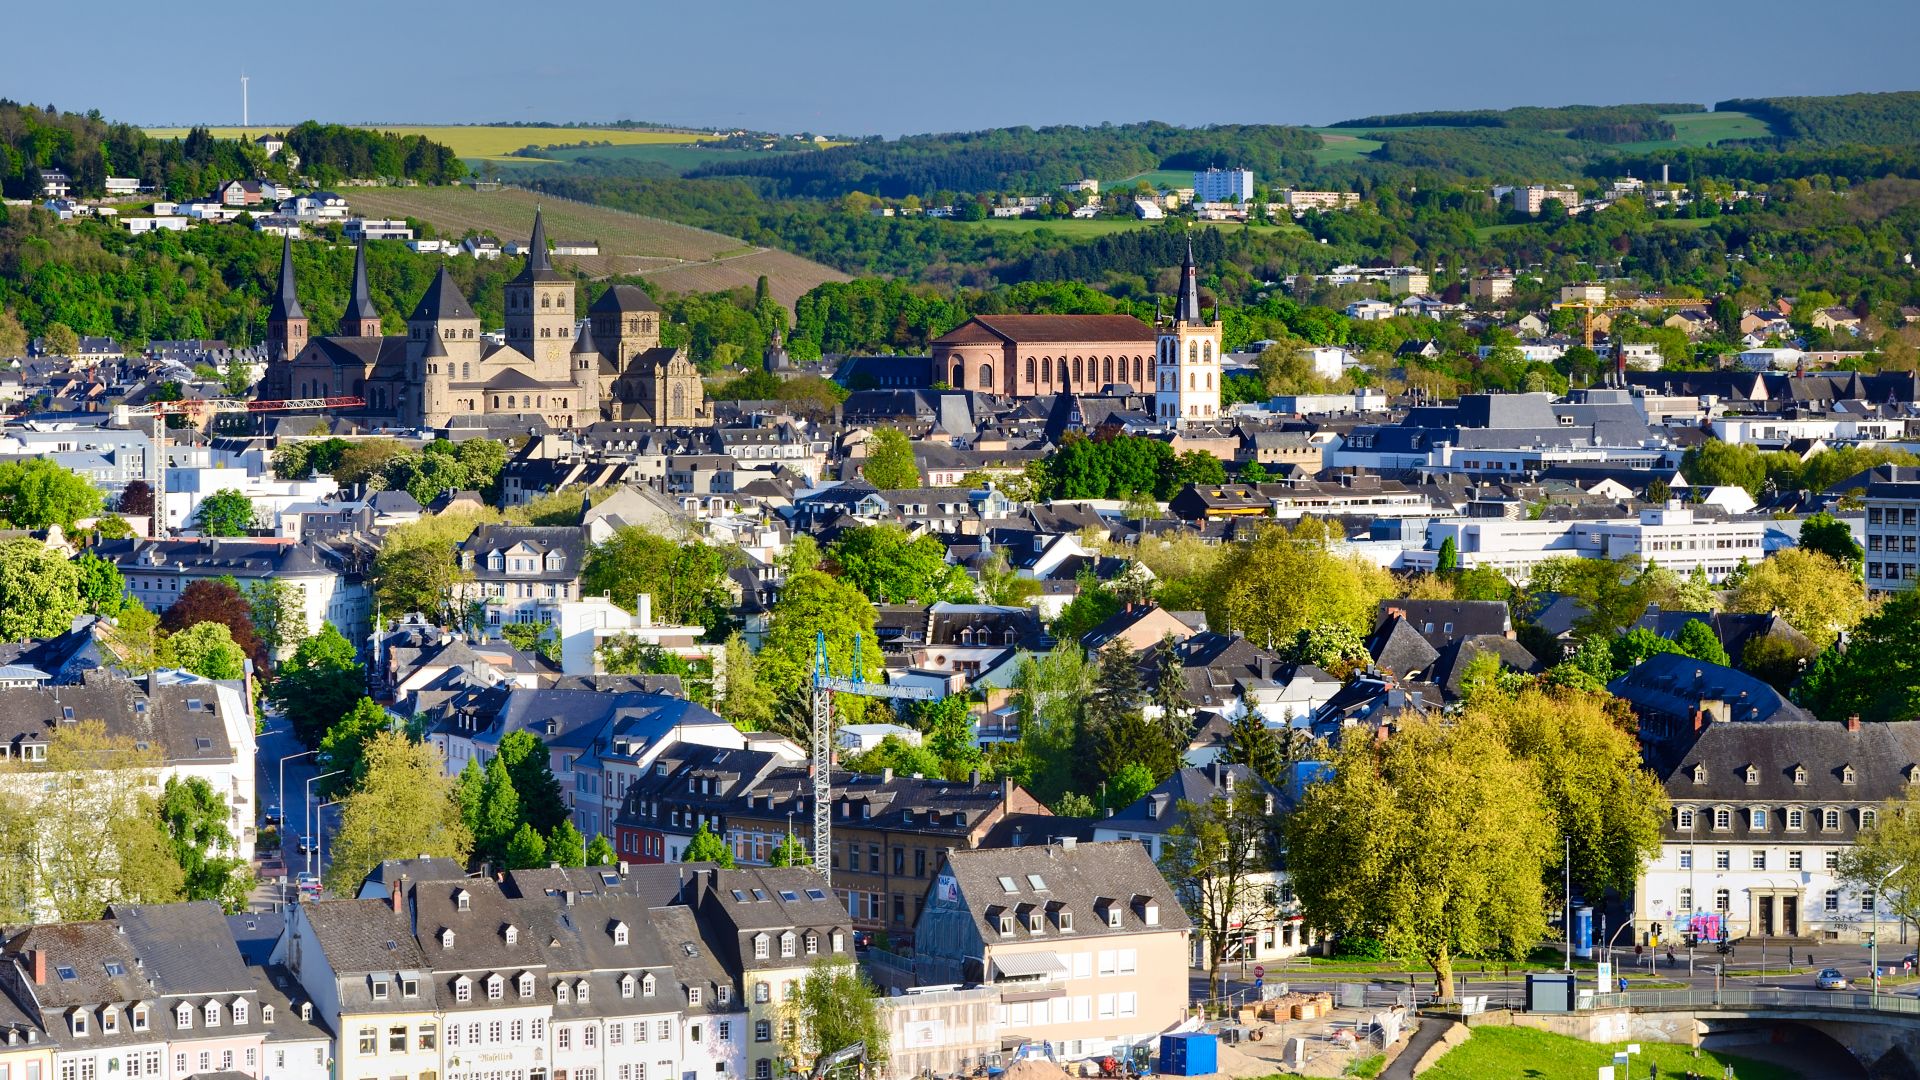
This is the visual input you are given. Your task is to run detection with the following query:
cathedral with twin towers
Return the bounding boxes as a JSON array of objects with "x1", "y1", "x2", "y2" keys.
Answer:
[{"x1": 261, "y1": 210, "x2": 707, "y2": 429}]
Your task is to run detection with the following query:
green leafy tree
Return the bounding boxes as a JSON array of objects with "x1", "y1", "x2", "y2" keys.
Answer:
[
  {"x1": 860, "y1": 428, "x2": 921, "y2": 489},
  {"x1": 1528, "y1": 556, "x2": 1665, "y2": 640},
  {"x1": 912, "y1": 694, "x2": 983, "y2": 780},
  {"x1": 1838, "y1": 785, "x2": 1920, "y2": 934},
  {"x1": 497, "y1": 730, "x2": 569, "y2": 834},
  {"x1": 716, "y1": 633, "x2": 777, "y2": 732},
  {"x1": 373, "y1": 511, "x2": 488, "y2": 624},
  {"x1": 759, "y1": 570, "x2": 883, "y2": 733},
  {"x1": 324, "y1": 731, "x2": 473, "y2": 895},
  {"x1": 161, "y1": 620, "x2": 248, "y2": 680},
  {"x1": 1673, "y1": 619, "x2": 1731, "y2": 666},
  {"x1": 547, "y1": 820, "x2": 587, "y2": 868},
  {"x1": 1085, "y1": 640, "x2": 1179, "y2": 791},
  {"x1": 159, "y1": 579, "x2": 266, "y2": 669},
  {"x1": 1436, "y1": 536, "x2": 1460, "y2": 574},
  {"x1": 1281, "y1": 623, "x2": 1370, "y2": 679},
  {"x1": 827, "y1": 524, "x2": 972, "y2": 604},
  {"x1": 1727, "y1": 548, "x2": 1868, "y2": 650},
  {"x1": 501, "y1": 622, "x2": 552, "y2": 656},
  {"x1": 581, "y1": 526, "x2": 737, "y2": 637},
  {"x1": 158, "y1": 776, "x2": 254, "y2": 912},
  {"x1": 782, "y1": 956, "x2": 890, "y2": 1076},
  {"x1": 1287, "y1": 712, "x2": 1554, "y2": 1000},
  {"x1": 474, "y1": 753, "x2": 523, "y2": 864},
  {"x1": 270, "y1": 624, "x2": 367, "y2": 748},
  {"x1": 683, "y1": 821, "x2": 735, "y2": 867},
  {"x1": 1800, "y1": 592, "x2": 1920, "y2": 723},
  {"x1": 1799, "y1": 511, "x2": 1863, "y2": 568},
  {"x1": 585, "y1": 834, "x2": 617, "y2": 866},
  {"x1": 1680, "y1": 440, "x2": 1767, "y2": 497},
  {"x1": 1149, "y1": 633, "x2": 1192, "y2": 750},
  {"x1": 194, "y1": 490, "x2": 257, "y2": 536},
  {"x1": 504, "y1": 823, "x2": 548, "y2": 870},
  {"x1": 1203, "y1": 521, "x2": 1397, "y2": 649},
  {"x1": 245, "y1": 580, "x2": 307, "y2": 658},
  {"x1": 76, "y1": 552, "x2": 127, "y2": 616},
  {"x1": 1609, "y1": 626, "x2": 1683, "y2": 674},
  {"x1": 769, "y1": 833, "x2": 809, "y2": 868},
  {"x1": 0, "y1": 458, "x2": 102, "y2": 529},
  {"x1": 454, "y1": 758, "x2": 485, "y2": 840},
  {"x1": 0, "y1": 538, "x2": 82, "y2": 641},
  {"x1": 1160, "y1": 782, "x2": 1282, "y2": 1000},
  {"x1": 316, "y1": 698, "x2": 394, "y2": 798}
]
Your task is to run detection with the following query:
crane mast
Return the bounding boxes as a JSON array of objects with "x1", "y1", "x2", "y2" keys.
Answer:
[{"x1": 809, "y1": 631, "x2": 935, "y2": 882}]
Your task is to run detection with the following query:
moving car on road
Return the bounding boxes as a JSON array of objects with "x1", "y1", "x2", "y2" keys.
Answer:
[{"x1": 1816, "y1": 968, "x2": 1849, "y2": 990}]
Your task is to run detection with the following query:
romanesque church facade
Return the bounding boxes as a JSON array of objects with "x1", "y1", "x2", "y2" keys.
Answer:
[{"x1": 262, "y1": 210, "x2": 707, "y2": 429}]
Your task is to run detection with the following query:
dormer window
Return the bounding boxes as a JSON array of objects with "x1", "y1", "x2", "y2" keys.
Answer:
[
  {"x1": 642, "y1": 973, "x2": 656, "y2": 997},
  {"x1": 779, "y1": 932, "x2": 795, "y2": 958},
  {"x1": 1908, "y1": 765, "x2": 1920, "y2": 785},
  {"x1": 689, "y1": 986, "x2": 702, "y2": 1006},
  {"x1": 556, "y1": 983, "x2": 569, "y2": 1004},
  {"x1": 504, "y1": 924, "x2": 518, "y2": 945},
  {"x1": 232, "y1": 1000, "x2": 247, "y2": 1025},
  {"x1": 204, "y1": 1001, "x2": 220, "y2": 1028},
  {"x1": 1676, "y1": 807, "x2": 1695, "y2": 830},
  {"x1": 300, "y1": 1003, "x2": 311, "y2": 1022},
  {"x1": 998, "y1": 915, "x2": 1014, "y2": 937},
  {"x1": 1823, "y1": 808, "x2": 1842, "y2": 830},
  {"x1": 546, "y1": 552, "x2": 566, "y2": 572},
  {"x1": 441, "y1": 928, "x2": 456, "y2": 948},
  {"x1": 621, "y1": 975, "x2": 635, "y2": 999},
  {"x1": 1713, "y1": 807, "x2": 1731, "y2": 830},
  {"x1": 1749, "y1": 807, "x2": 1768, "y2": 831},
  {"x1": 372, "y1": 979, "x2": 390, "y2": 1001},
  {"x1": 1691, "y1": 764, "x2": 1707, "y2": 784},
  {"x1": 456, "y1": 889, "x2": 471, "y2": 911},
  {"x1": 518, "y1": 973, "x2": 534, "y2": 999},
  {"x1": 71, "y1": 1010, "x2": 87, "y2": 1037},
  {"x1": 718, "y1": 984, "x2": 731, "y2": 1006},
  {"x1": 1744, "y1": 765, "x2": 1759, "y2": 785},
  {"x1": 1843, "y1": 765, "x2": 1857, "y2": 785},
  {"x1": 1794, "y1": 764, "x2": 1808, "y2": 785},
  {"x1": 753, "y1": 933, "x2": 769, "y2": 960},
  {"x1": 612, "y1": 921, "x2": 629, "y2": 947},
  {"x1": 575, "y1": 980, "x2": 589, "y2": 1003},
  {"x1": 102, "y1": 1008, "x2": 118, "y2": 1035},
  {"x1": 261, "y1": 1004, "x2": 274, "y2": 1024},
  {"x1": 1864, "y1": 809, "x2": 1880, "y2": 830},
  {"x1": 804, "y1": 931, "x2": 818, "y2": 956},
  {"x1": 132, "y1": 1006, "x2": 148, "y2": 1032},
  {"x1": 454, "y1": 977, "x2": 472, "y2": 1003},
  {"x1": 176, "y1": 1003, "x2": 192, "y2": 1029},
  {"x1": 488, "y1": 552, "x2": 504, "y2": 572},
  {"x1": 486, "y1": 974, "x2": 503, "y2": 1001}
]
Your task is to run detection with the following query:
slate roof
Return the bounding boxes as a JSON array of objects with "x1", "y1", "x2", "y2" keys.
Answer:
[
  {"x1": 589, "y1": 284, "x2": 660, "y2": 314},
  {"x1": 0, "y1": 673, "x2": 241, "y2": 766},
  {"x1": 1652, "y1": 720, "x2": 1920, "y2": 841},
  {"x1": 936, "y1": 840, "x2": 1191, "y2": 945},
  {"x1": 409, "y1": 266, "x2": 475, "y2": 322},
  {"x1": 297, "y1": 899, "x2": 429, "y2": 976},
  {"x1": 1101, "y1": 764, "x2": 1277, "y2": 838},
  {"x1": 1608, "y1": 652, "x2": 1814, "y2": 727},
  {"x1": 1369, "y1": 618, "x2": 1440, "y2": 678},
  {"x1": 1372, "y1": 600, "x2": 1512, "y2": 650},
  {"x1": 512, "y1": 210, "x2": 569, "y2": 284},
  {"x1": 342, "y1": 241, "x2": 379, "y2": 325}
]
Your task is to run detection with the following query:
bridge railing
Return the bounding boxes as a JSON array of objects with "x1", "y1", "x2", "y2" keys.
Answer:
[{"x1": 1590, "y1": 988, "x2": 1920, "y2": 1015}]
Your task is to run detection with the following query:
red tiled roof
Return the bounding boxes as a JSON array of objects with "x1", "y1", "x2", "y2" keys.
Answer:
[{"x1": 934, "y1": 314, "x2": 1156, "y2": 346}]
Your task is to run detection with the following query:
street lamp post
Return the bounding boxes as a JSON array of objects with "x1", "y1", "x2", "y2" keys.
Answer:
[
  {"x1": 305, "y1": 770, "x2": 343, "y2": 877},
  {"x1": 1873, "y1": 863, "x2": 1907, "y2": 1007},
  {"x1": 279, "y1": 748, "x2": 317, "y2": 827}
]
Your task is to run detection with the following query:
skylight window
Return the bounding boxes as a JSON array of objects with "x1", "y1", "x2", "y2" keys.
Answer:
[
  {"x1": 999, "y1": 876, "x2": 1019, "y2": 893},
  {"x1": 805, "y1": 888, "x2": 828, "y2": 901},
  {"x1": 56, "y1": 966, "x2": 77, "y2": 981},
  {"x1": 778, "y1": 890, "x2": 798, "y2": 902},
  {"x1": 1027, "y1": 874, "x2": 1047, "y2": 891},
  {"x1": 103, "y1": 961, "x2": 126, "y2": 977}
]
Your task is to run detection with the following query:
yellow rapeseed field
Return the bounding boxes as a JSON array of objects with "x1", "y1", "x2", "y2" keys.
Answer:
[{"x1": 142, "y1": 125, "x2": 714, "y2": 159}]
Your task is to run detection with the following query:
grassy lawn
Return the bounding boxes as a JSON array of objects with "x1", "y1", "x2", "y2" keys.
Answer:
[
  {"x1": 1643, "y1": 110, "x2": 1773, "y2": 148},
  {"x1": 1311, "y1": 130, "x2": 1385, "y2": 164},
  {"x1": 142, "y1": 125, "x2": 712, "y2": 159},
  {"x1": 1425, "y1": 1026, "x2": 1799, "y2": 1080},
  {"x1": 495, "y1": 142, "x2": 787, "y2": 174},
  {"x1": 1104, "y1": 169, "x2": 1196, "y2": 191}
]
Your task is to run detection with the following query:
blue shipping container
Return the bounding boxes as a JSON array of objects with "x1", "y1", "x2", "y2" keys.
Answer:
[{"x1": 1159, "y1": 1033, "x2": 1217, "y2": 1076}]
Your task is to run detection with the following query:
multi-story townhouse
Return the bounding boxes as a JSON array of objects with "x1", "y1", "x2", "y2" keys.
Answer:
[
  {"x1": 0, "y1": 904, "x2": 275, "y2": 1080},
  {"x1": 406, "y1": 879, "x2": 551, "y2": 1080},
  {"x1": 273, "y1": 900, "x2": 443, "y2": 1080},
  {"x1": 647, "y1": 908, "x2": 743, "y2": 1080},
  {"x1": 1864, "y1": 465, "x2": 1920, "y2": 593},
  {"x1": 1634, "y1": 716, "x2": 1920, "y2": 948},
  {"x1": 250, "y1": 968, "x2": 331, "y2": 1080},
  {"x1": 613, "y1": 746, "x2": 795, "y2": 865},
  {"x1": 685, "y1": 869, "x2": 855, "y2": 1080},
  {"x1": 549, "y1": 894, "x2": 696, "y2": 1080},
  {"x1": 95, "y1": 538, "x2": 370, "y2": 646},
  {"x1": 0, "y1": 988, "x2": 51, "y2": 1080},
  {"x1": 913, "y1": 840, "x2": 1192, "y2": 1064},
  {"x1": 455, "y1": 526, "x2": 587, "y2": 640}
]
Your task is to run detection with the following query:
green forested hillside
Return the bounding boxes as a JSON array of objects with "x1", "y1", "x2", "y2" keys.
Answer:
[
  {"x1": 1331, "y1": 103, "x2": 1700, "y2": 129},
  {"x1": 1717, "y1": 91, "x2": 1920, "y2": 146}
]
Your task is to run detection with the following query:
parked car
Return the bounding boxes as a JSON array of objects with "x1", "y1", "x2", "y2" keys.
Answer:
[
  {"x1": 296, "y1": 834, "x2": 316, "y2": 855},
  {"x1": 1816, "y1": 968, "x2": 1849, "y2": 990}
]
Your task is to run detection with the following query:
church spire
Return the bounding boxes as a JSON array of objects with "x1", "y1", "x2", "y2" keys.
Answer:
[
  {"x1": 571, "y1": 317, "x2": 599, "y2": 357},
  {"x1": 1176, "y1": 235, "x2": 1203, "y2": 324},
  {"x1": 341, "y1": 240, "x2": 381, "y2": 336},
  {"x1": 270, "y1": 235, "x2": 303, "y2": 321},
  {"x1": 527, "y1": 208, "x2": 551, "y2": 273}
]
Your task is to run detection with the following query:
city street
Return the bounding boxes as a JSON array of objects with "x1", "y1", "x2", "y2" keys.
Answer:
[{"x1": 251, "y1": 706, "x2": 339, "y2": 909}]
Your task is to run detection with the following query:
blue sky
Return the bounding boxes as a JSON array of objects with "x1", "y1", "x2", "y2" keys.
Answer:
[{"x1": 7, "y1": 0, "x2": 1918, "y2": 135}]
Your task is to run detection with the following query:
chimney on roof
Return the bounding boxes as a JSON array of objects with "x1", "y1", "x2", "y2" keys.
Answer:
[
  {"x1": 28, "y1": 950, "x2": 45, "y2": 985},
  {"x1": 390, "y1": 875, "x2": 406, "y2": 914},
  {"x1": 880, "y1": 768, "x2": 893, "y2": 784},
  {"x1": 637, "y1": 593, "x2": 653, "y2": 628},
  {"x1": 969, "y1": 769, "x2": 981, "y2": 787},
  {"x1": 1848, "y1": 714, "x2": 1862, "y2": 733}
]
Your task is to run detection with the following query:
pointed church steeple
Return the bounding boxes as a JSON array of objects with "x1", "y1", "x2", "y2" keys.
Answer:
[
  {"x1": 267, "y1": 234, "x2": 308, "y2": 364},
  {"x1": 341, "y1": 240, "x2": 381, "y2": 337},
  {"x1": 528, "y1": 208, "x2": 551, "y2": 273},
  {"x1": 1176, "y1": 236, "x2": 1203, "y2": 324},
  {"x1": 571, "y1": 317, "x2": 599, "y2": 357},
  {"x1": 270, "y1": 235, "x2": 303, "y2": 321}
]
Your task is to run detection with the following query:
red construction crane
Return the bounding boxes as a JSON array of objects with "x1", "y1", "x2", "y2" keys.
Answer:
[{"x1": 113, "y1": 396, "x2": 365, "y2": 537}]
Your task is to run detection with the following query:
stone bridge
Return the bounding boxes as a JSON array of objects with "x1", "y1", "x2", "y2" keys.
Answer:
[{"x1": 1511, "y1": 990, "x2": 1920, "y2": 1079}]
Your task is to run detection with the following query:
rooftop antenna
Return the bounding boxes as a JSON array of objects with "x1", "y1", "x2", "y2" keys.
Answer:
[{"x1": 240, "y1": 72, "x2": 250, "y2": 131}]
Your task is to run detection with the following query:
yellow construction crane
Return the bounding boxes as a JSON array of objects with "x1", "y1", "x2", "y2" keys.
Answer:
[{"x1": 1550, "y1": 296, "x2": 1697, "y2": 348}]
